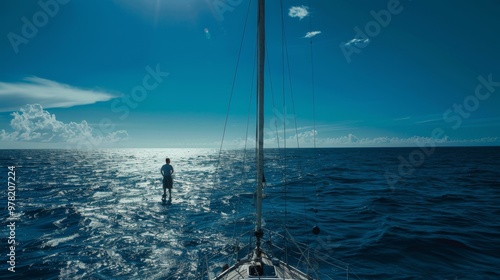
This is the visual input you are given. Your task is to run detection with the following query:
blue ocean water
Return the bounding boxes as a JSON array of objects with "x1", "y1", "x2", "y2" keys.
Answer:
[{"x1": 1, "y1": 147, "x2": 499, "y2": 279}]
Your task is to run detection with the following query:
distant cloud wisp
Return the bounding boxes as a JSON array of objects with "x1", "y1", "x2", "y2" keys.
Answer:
[
  {"x1": 0, "y1": 104, "x2": 128, "y2": 147},
  {"x1": 304, "y1": 31, "x2": 321, "y2": 38},
  {"x1": 344, "y1": 38, "x2": 370, "y2": 47},
  {"x1": 289, "y1": 6, "x2": 309, "y2": 20},
  {"x1": 0, "y1": 77, "x2": 118, "y2": 112}
]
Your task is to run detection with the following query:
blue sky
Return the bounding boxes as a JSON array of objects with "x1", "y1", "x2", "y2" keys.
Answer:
[{"x1": 1, "y1": 0, "x2": 499, "y2": 148}]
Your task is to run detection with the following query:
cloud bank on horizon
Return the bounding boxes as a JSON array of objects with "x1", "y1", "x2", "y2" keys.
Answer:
[
  {"x1": 0, "y1": 77, "x2": 118, "y2": 112},
  {"x1": 1, "y1": 104, "x2": 497, "y2": 148},
  {"x1": 290, "y1": 131, "x2": 497, "y2": 147},
  {"x1": 0, "y1": 104, "x2": 127, "y2": 147},
  {"x1": 220, "y1": 129, "x2": 499, "y2": 149}
]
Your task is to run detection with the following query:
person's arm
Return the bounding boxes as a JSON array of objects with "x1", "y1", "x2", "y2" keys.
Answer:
[
  {"x1": 171, "y1": 166, "x2": 174, "y2": 175},
  {"x1": 161, "y1": 166, "x2": 164, "y2": 176}
]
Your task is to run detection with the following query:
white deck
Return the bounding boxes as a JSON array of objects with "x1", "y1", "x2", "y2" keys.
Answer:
[{"x1": 215, "y1": 251, "x2": 311, "y2": 280}]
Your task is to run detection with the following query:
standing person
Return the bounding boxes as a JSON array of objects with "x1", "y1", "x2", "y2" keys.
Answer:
[{"x1": 161, "y1": 158, "x2": 174, "y2": 200}]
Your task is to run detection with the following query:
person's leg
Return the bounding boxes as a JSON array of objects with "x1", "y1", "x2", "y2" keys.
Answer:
[
  {"x1": 168, "y1": 177, "x2": 173, "y2": 198},
  {"x1": 162, "y1": 178, "x2": 167, "y2": 197}
]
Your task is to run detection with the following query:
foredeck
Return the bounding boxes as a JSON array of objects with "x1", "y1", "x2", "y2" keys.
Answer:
[{"x1": 215, "y1": 251, "x2": 311, "y2": 280}]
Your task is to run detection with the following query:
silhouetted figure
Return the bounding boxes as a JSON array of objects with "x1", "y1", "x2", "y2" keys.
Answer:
[{"x1": 161, "y1": 157, "x2": 174, "y2": 200}]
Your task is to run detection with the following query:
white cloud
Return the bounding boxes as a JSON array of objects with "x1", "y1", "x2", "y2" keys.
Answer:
[
  {"x1": 0, "y1": 77, "x2": 118, "y2": 112},
  {"x1": 0, "y1": 104, "x2": 128, "y2": 147},
  {"x1": 289, "y1": 6, "x2": 309, "y2": 20},
  {"x1": 265, "y1": 130, "x2": 498, "y2": 147},
  {"x1": 344, "y1": 38, "x2": 370, "y2": 47},
  {"x1": 304, "y1": 31, "x2": 321, "y2": 38}
]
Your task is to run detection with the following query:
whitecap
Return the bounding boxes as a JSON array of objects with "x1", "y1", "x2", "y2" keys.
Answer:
[{"x1": 42, "y1": 233, "x2": 79, "y2": 248}]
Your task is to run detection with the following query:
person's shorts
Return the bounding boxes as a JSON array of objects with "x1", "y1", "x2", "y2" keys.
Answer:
[{"x1": 163, "y1": 176, "x2": 173, "y2": 189}]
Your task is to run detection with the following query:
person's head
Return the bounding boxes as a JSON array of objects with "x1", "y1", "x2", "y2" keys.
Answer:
[{"x1": 166, "y1": 158, "x2": 170, "y2": 164}]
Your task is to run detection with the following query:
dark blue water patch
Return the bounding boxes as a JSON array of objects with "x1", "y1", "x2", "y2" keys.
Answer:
[{"x1": 426, "y1": 193, "x2": 474, "y2": 203}]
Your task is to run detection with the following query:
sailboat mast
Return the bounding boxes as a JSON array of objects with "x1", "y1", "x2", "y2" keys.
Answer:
[{"x1": 255, "y1": 0, "x2": 265, "y2": 248}]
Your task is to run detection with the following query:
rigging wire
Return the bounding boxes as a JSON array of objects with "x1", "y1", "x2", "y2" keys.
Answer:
[
  {"x1": 231, "y1": 45, "x2": 257, "y2": 244},
  {"x1": 278, "y1": 0, "x2": 290, "y2": 264},
  {"x1": 215, "y1": 0, "x2": 253, "y2": 159},
  {"x1": 267, "y1": 51, "x2": 281, "y2": 150},
  {"x1": 308, "y1": 0, "x2": 320, "y2": 227},
  {"x1": 232, "y1": 34, "x2": 258, "y2": 243},
  {"x1": 280, "y1": 0, "x2": 312, "y2": 247},
  {"x1": 210, "y1": 0, "x2": 253, "y2": 261},
  {"x1": 281, "y1": 18, "x2": 300, "y2": 149},
  {"x1": 309, "y1": 4, "x2": 317, "y2": 150}
]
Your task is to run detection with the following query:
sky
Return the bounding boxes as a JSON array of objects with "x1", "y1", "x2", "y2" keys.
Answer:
[{"x1": 1, "y1": 0, "x2": 499, "y2": 149}]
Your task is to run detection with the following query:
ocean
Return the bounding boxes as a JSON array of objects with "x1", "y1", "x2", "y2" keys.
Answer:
[{"x1": 1, "y1": 147, "x2": 499, "y2": 279}]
